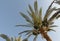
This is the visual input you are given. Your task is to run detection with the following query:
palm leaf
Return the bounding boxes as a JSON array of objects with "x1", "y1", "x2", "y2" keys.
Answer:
[
  {"x1": 34, "y1": 0, "x2": 38, "y2": 15},
  {"x1": 15, "y1": 37, "x2": 17, "y2": 41},
  {"x1": 28, "y1": 4, "x2": 34, "y2": 14},
  {"x1": 48, "y1": 11, "x2": 60, "y2": 23},
  {"x1": 56, "y1": 15, "x2": 60, "y2": 19},
  {"x1": 20, "y1": 12, "x2": 33, "y2": 24},
  {"x1": 23, "y1": 34, "x2": 32, "y2": 41},
  {"x1": 26, "y1": 33, "x2": 32, "y2": 39},
  {"x1": 38, "y1": 8, "x2": 42, "y2": 25},
  {"x1": 0, "y1": 34, "x2": 10, "y2": 41},
  {"x1": 27, "y1": 10, "x2": 32, "y2": 18},
  {"x1": 44, "y1": 1, "x2": 54, "y2": 21},
  {"x1": 55, "y1": 1, "x2": 60, "y2": 5},
  {"x1": 28, "y1": 4, "x2": 37, "y2": 24},
  {"x1": 16, "y1": 24, "x2": 33, "y2": 27},
  {"x1": 44, "y1": 7, "x2": 56, "y2": 21},
  {"x1": 49, "y1": 22, "x2": 54, "y2": 25},
  {"x1": 18, "y1": 30, "x2": 33, "y2": 35},
  {"x1": 23, "y1": 38, "x2": 28, "y2": 41},
  {"x1": 33, "y1": 35, "x2": 37, "y2": 41},
  {"x1": 27, "y1": 10, "x2": 34, "y2": 22},
  {"x1": 47, "y1": 29, "x2": 56, "y2": 32},
  {"x1": 25, "y1": 31, "x2": 32, "y2": 36}
]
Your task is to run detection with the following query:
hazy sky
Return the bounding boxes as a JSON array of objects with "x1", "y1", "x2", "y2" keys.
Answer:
[{"x1": 0, "y1": 0, "x2": 60, "y2": 41}]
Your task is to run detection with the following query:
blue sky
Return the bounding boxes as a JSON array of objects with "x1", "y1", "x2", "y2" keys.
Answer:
[{"x1": 0, "y1": 0, "x2": 60, "y2": 41}]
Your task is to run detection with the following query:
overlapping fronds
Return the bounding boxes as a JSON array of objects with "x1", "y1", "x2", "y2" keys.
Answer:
[
  {"x1": 55, "y1": 0, "x2": 60, "y2": 5},
  {"x1": 0, "y1": 34, "x2": 22, "y2": 41},
  {"x1": 0, "y1": 34, "x2": 10, "y2": 41},
  {"x1": 20, "y1": 12, "x2": 33, "y2": 24},
  {"x1": 48, "y1": 11, "x2": 60, "y2": 23},
  {"x1": 44, "y1": 0, "x2": 55, "y2": 21},
  {"x1": 18, "y1": 30, "x2": 33, "y2": 35},
  {"x1": 56, "y1": 15, "x2": 60, "y2": 19},
  {"x1": 38, "y1": 8, "x2": 42, "y2": 25},
  {"x1": 47, "y1": 28, "x2": 56, "y2": 32},
  {"x1": 28, "y1": 4, "x2": 37, "y2": 24}
]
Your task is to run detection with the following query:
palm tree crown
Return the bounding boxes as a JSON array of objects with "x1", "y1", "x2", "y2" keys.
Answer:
[{"x1": 16, "y1": 0, "x2": 60, "y2": 41}]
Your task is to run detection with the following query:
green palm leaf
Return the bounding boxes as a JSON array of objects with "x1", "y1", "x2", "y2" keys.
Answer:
[
  {"x1": 47, "y1": 29, "x2": 56, "y2": 32},
  {"x1": 34, "y1": 0, "x2": 38, "y2": 15},
  {"x1": 55, "y1": 1, "x2": 60, "y2": 5},
  {"x1": 0, "y1": 34, "x2": 10, "y2": 41},
  {"x1": 44, "y1": 7, "x2": 56, "y2": 21},
  {"x1": 49, "y1": 25, "x2": 58, "y2": 27},
  {"x1": 26, "y1": 33, "x2": 32, "y2": 39},
  {"x1": 27, "y1": 10, "x2": 32, "y2": 17},
  {"x1": 23, "y1": 38, "x2": 28, "y2": 41},
  {"x1": 17, "y1": 36, "x2": 22, "y2": 41},
  {"x1": 28, "y1": 4, "x2": 37, "y2": 24},
  {"x1": 15, "y1": 37, "x2": 17, "y2": 41},
  {"x1": 16, "y1": 24, "x2": 33, "y2": 27},
  {"x1": 38, "y1": 8, "x2": 42, "y2": 25},
  {"x1": 49, "y1": 22, "x2": 54, "y2": 25},
  {"x1": 33, "y1": 35, "x2": 37, "y2": 41},
  {"x1": 44, "y1": 1, "x2": 54, "y2": 21},
  {"x1": 56, "y1": 15, "x2": 60, "y2": 19},
  {"x1": 48, "y1": 11, "x2": 60, "y2": 23},
  {"x1": 11, "y1": 37, "x2": 14, "y2": 41},
  {"x1": 25, "y1": 31, "x2": 32, "y2": 36},
  {"x1": 28, "y1": 4, "x2": 34, "y2": 14},
  {"x1": 20, "y1": 12, "x2": 33, "y2": 24},
  {"x1": 18, "y1": 30, "x2": 33, "y2": 35}
]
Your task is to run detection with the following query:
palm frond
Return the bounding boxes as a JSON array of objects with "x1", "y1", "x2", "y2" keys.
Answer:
[
  {"x1": 17, "y1": 36, "x2": 22, "y2": 41},
  {"x1": 0, "y1": 34, "x2": 10, "y2": 41},
  {"x1": 48, "y1": 7, "x2": 56, "y2": 14},
  {"x1": 34, "y1": 0, "x2": 38, "y2": 14},
  {"x1": 48, "y1": 11, "x2": 60, "y2": 23},
  {"x1": 38, "y1": 8, "x2": 42, "y2": 25},
  {"x1": 54, "y1": 1, "x2": 60, "y2": 5},
  {"x1": 23, "y1": 33, "x2": 32, "y2": 41},
  {"x1": 16, "y1": 24, "x2": 33, "y2": 27},
  {"x1": 23, "y1": 39, "x2": 28, "y2": 41},
  {"x1": 18, "y1": 30, "x2": 33, "y2": 35},
  {"x1": 28, "y1": 4, "x2": 34, "y2": 14},
  {"x1": 25, "y1": 31, "x2": 32, "y2": 36},
  {"x1": 44, "y1": 0, "x2": 54, "y2": 20},
  {"x1": 27, "y1": 10, "x2": 32, "y2": 17},
  {"x1": 28, "y1": 4, "x2": 37, "y2": 24},
  {"x1": 47, "y1": 29, "x2": 56, "y2": 32},
  {"x1": 20, "y1": 12, "x2": 33, "y2": 24},
  {"x1": 56, "y1": 15, "x2": 60, "y2": 19},
  {"x1": 33, "y1": 35, "x2": 37, "y2": 41},
  {"x1": 11, "y1": 37, "x2": 14, "y2": 41},
  {"x1": 44, "y1": 7, "x2": 56, "y2": 21},
  {"x1": 49, "y1": 22, "x2": 54, "y2": 25},
  {"x1": 15, "y1": 37, "x2": 17, "y2": 41},
  {"x1": 27, "y1": 33, "x2": 32, "y2": 39},
  {"x1": 49, "y1": 25, "x2": 58, "y2": 27}
]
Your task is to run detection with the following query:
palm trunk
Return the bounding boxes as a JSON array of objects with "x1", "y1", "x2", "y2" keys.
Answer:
[
  {"x1": 39, "y1": 27, "x2": 52, "y2": 41},
  {"x1": 42, "y1": 32, "x2": 52, "y2": 41}
]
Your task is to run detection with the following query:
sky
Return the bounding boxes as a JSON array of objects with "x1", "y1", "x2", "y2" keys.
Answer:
[{"x1": 0, "y1": 0, "x2": 60, "y2": 41}]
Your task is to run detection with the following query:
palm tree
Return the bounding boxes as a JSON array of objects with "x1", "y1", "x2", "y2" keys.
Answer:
[
  {"x1": 0, "y1": 34, "x2": 22, "y2": 41},
  {"x1": 16, "y1": 0, "x2": 60, "y2": 41}
]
